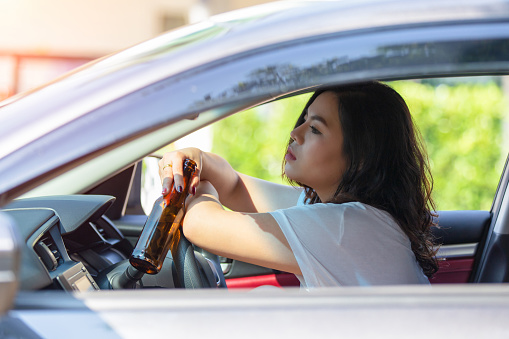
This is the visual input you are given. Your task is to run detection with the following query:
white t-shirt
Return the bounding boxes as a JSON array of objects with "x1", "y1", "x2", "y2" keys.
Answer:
[{"x1": 269, "y1": 194, "x2": 430, "y2": 288}]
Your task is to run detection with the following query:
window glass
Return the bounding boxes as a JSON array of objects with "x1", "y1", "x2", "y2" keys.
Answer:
[
  {"x1": 393, "y1": 77, "x2": 508, "y2": 210},
  {"x1": 143, "y1": 76, "x2": 508, "y2": 213},
  {"x1": 211, "y1": 94, "x2": 311, "y2": 185}
]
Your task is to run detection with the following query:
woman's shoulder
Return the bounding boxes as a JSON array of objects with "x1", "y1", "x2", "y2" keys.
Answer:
[
  {"x1": 295, "y1": 199, "x2": 366, "y2": 211},
  {"x1": 280, "y1": 201, "x2": 398, "y2": 228},
  {"x1": 275, "y1": 200, "x2": 367, "y2": 220},
  {"x1": 296, "y1": 191, "x2": 364, "y2": 210}
]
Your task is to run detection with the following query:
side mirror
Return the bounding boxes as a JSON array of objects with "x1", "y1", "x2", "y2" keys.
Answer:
[{"x1": 0, "y1": 212, "x2": 21, "y2": 317}]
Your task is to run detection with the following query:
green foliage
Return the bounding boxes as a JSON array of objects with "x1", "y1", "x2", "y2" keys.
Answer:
[
  {"x1": 211, "y1": 81, "x2": 507, "y2": 211},
  {"x1": 392, "y1": 81, "x2": 506, "y2": 210},
  {"x1": 211, "y1": 94, "x2": 311, "y2": 184}
]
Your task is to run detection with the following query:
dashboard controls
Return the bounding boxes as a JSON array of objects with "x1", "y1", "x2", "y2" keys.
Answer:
[{"x1": 56, "y1": 262, "x2": 99, "y2": 292}]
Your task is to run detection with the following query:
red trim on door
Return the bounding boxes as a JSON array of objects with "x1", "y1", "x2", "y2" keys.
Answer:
[
  {"x1": 430, "y1": 258, "x2": 474, "y2": 284},
  {"x1": 227, "y1": 258, "x2": 474, "y2": 288},
  {"x1": 226, "y1": 273, "x2": 300, "y2": 289}
]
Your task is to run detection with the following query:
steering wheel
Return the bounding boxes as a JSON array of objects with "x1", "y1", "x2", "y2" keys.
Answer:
[
  {"x1": 96, "y1": 227, "x2": 226, "y2": 289},
  {"x1": 171, "y1": 226, "x2": 227, "y2": 288}
]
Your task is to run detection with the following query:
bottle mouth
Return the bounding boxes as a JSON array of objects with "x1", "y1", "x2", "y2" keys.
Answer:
[{"x1": 129, "y1": 255, "x2": 159, "y2": 275}]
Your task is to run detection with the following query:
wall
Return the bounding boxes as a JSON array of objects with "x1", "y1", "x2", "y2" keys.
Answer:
[{"x1": 0, "y1": 0, "x2": 274, "y2": 98}]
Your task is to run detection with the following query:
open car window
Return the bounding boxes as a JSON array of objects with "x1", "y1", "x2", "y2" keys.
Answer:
[
  {"x1": 394, "y1": 77, "x2": 509, "y2": 211},
  {"x1": 130, "y1": 76, "x2": 509, "y2": 287},
  {"x1": 140, "y1": 76, "x2": 509, "y2": 214}
]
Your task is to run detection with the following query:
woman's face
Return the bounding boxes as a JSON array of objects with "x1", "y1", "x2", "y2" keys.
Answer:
[{"x1": 285, "y1": 91, "x2": 348, "y2": 201}]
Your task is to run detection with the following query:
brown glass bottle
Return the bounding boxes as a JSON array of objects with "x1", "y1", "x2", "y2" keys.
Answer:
[{"x1": 129, "y1": 159, "x2": 197, "y2": 274}]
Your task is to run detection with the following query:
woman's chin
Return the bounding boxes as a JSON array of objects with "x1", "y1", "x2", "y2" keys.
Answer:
[
  {"x1": 284, "y1": 162, "x2": 292, "y2": 172},
  {"x1": 284, "y1": 164, "x2": 299, "y2": 182}
]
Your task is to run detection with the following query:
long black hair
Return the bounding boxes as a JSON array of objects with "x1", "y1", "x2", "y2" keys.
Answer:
[{"x1": 283, "y1": 81, "x2": 439, "y2": 278}]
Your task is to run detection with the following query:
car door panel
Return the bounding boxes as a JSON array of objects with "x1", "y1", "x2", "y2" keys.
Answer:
[
  {"x1": 226, "y1": 273, "x2": 300, "y2": 288},
  {"x1": 430, "y1": 210, "x2": 490, "y2": 284},
  {"x1": 473, "y1": 161, "x2": 509, "y2": 283},
  {"x1": 433, "y1": 211, "x2": 490, "y2": 245}
]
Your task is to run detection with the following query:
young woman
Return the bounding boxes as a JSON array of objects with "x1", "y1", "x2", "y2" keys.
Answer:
[{"x1": 159, "y1": 81, "x2": 438, "y2": 287}]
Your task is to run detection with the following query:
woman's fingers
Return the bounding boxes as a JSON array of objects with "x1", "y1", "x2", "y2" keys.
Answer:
[
  {"x1": 159, "y1": 148, "x2": 203, "y2": 196},
  {"x1": 159, "y1": 156, "x2": 175, "y2": 195},
  {"x1": 189, "y1": 167, "x2": 201, "y2": 195},
  {"x1": 171, "y1": 160, "x2": 185, "y2": 194}
]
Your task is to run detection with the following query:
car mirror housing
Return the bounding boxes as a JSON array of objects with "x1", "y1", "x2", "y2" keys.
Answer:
[{"x1": 0, "y1": 212, "x2": 21, "y2": 317}]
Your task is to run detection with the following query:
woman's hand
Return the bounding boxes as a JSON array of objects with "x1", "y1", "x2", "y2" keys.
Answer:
[{"x1": 158, "y1": 147, "x2": 202, "y2": 196}]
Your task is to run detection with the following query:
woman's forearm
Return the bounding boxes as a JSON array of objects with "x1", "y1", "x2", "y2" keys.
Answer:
[
  {"x1": 199, "y1": 152, "x2": 242, "y2": 205},
  {"x1": 183, "y1": 181, "x2": 301, "y2": 275},
  {"x1": 159, "y1": 148, "x2": 301, "y2": 213}
]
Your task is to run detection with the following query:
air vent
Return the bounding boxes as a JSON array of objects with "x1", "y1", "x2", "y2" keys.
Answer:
[{"x1": 34, "y1": 234, "x2": 63, "y2": 271}]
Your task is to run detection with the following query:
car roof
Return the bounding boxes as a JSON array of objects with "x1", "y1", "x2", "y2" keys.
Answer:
[{"x1": 1, "y1": 0, "x2": 509, "y2": 205}]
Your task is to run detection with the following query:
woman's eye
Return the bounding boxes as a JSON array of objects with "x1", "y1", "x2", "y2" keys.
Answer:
[{"x1": 310, "y1": 126, "x2": 322, "y2": 135}]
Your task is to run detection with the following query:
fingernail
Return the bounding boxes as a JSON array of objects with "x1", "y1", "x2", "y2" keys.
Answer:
[
  {"x1": 162, "y1": 188, "x2": 168, "y2": 195},
  {"x1": 192, "y1": 187, "x2": 196, "y2": 195},
  {"x1": 177, "y1": 185, "x2": 183, "y2": 193}
]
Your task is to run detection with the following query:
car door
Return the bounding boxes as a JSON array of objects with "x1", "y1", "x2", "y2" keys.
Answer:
[{"x1": 433, "y1": 151, "x2": 509, "y2": 285}]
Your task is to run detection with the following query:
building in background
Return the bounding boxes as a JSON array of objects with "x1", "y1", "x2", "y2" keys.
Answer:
[{"x1": 0, "y1": 0, "x2": 273, "y2": 100}]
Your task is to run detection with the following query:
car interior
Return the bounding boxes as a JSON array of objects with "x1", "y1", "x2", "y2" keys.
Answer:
[{"x1": 1, "y1": 75, "x2": 508, "y2": 292}]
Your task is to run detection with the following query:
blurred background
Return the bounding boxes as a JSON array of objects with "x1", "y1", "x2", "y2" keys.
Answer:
[
  {"x1": 0, "y1": 0, "x2": 275, "y2": 99},
  {"x1": 1, "y1": 0, "x2": 508, "y2": 212}
]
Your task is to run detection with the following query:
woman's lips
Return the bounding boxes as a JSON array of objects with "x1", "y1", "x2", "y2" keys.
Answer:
[{"x1": 285, "y1": 148, "x2": 296, "y2": 161}]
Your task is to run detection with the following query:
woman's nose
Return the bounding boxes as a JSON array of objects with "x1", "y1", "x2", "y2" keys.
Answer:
[{"x1": 290, "y1": 125, "x2": 303, "y2": 144}]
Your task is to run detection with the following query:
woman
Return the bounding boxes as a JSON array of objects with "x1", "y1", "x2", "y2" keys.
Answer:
[{"x1": 159, "y1": 81, "x2": 438, "y2": 287}]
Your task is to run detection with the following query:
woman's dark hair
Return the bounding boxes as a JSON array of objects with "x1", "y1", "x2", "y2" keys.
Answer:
[{"x1": 283, "y1": 81, "x2": 439, "y2": 278}]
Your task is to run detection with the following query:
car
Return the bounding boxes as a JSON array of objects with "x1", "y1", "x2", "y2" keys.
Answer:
[{"x1": 1, "y1": 0, "x2": 509, "y2": 337}]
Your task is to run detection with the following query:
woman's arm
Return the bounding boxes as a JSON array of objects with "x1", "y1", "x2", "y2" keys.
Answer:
[
  {"x1": 183, "y1": 181, "x2": 301, "y2": 275},
  {"x1": 159, "y1": 148, "x2": 302, "y2": 213},
  {"x1": 222, "y1": 172, "x2": 302, "y2": 212}
]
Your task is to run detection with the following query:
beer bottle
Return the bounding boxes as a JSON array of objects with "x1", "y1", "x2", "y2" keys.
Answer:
[{"x1": 129, "y1": 159, "x2": 197, "y2": 274}]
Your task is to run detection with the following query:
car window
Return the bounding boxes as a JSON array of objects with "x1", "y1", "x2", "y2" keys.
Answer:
[
  {"x1": 392, "y1": 77, "x2": 508, "y2": 211},
  {"x1": 141, "y1": 76, "x2": 508, "y2": 213}
]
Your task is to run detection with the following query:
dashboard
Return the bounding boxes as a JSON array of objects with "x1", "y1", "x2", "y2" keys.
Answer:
[{"x1": 1, "y1": 195, "x2": 180, "y2": 291}]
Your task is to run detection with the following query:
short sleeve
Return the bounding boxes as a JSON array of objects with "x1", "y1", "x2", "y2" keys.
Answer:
[
  {"x1": 270, "y1": 203, "x2": 349, "y2": 287},
  {"x1": 269, "y1": 202, "x2": 430, "y2": 288}
]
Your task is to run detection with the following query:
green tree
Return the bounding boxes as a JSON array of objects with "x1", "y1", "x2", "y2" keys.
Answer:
[
  {"x1": 212, "y1": 81, "x2": 507, "y2": 211},
  {"x1": 392, "y1": 81, "x2": 506, "y2": 210},
  {"x1": 212, "y1": 94, "x2": 311, "y2": 184}
]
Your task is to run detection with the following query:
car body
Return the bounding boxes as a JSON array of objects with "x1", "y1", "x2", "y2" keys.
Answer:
[{"x1": 1, "y1": 0, "x2": 509, "y2": 337}]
